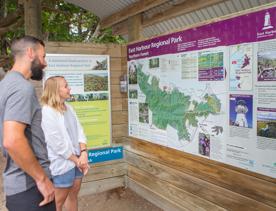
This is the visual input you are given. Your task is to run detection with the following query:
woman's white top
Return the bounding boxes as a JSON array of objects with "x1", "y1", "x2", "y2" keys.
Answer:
[{"x1": 41, "y1": 103, "x2": 87, "y2": 176}]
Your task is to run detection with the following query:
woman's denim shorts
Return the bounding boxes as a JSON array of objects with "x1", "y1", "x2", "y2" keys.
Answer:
[{"x1": 52, "y1": 167, "x2": 83, "y2": 188}]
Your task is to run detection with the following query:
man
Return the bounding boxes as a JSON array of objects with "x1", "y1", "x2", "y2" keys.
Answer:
[{"x1": 0, "y1": 36, "x2": 55, "y2": 211}]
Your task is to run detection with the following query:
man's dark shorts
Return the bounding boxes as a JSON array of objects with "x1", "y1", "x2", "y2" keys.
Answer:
[{"x1": 6, "y1": 185, "x2": 56, "y2": 211}]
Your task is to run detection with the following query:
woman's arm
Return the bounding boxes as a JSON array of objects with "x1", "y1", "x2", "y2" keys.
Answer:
[{"x1": 78, "y1": 143, "x2": 89, "y2": 175}]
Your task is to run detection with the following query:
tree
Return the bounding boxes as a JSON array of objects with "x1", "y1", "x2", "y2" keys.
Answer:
[
  {"x1": 92, "y1": 28, "x2": 126, "y2": 44},
  {"x1": 0, "y1": 0, "x2": 24, "y2": 38},
  {"x1": 41, "y1": 0, "x2": 100, "y2": 42},
  {"x1": 0, "y1": 0, "x2": 125, "y2": 70}
]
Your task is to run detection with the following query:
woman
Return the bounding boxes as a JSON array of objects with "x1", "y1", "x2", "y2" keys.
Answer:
[{"x1": 41, "y1": 76, "x2": 89, "y2": 211}]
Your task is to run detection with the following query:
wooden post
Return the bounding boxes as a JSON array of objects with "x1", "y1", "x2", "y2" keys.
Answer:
[
  {"x1": 127, "y1": 14, "x2": 142, "y2": 42},
  {"x1": 23, "y1": 0, "x2": 42, "y2": 39}
]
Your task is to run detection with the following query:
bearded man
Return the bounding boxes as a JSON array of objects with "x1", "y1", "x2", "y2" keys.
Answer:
[{"x1": 0, "y1": 36, "x2": 56, "y2": 211}]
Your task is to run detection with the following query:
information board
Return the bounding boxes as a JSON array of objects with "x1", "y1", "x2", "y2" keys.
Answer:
[
  {"x1": 127, "y1": 7, "x2": 276, "y2": 178},
  {"x1": 45, "y1": 54, "x2": 112, "y2": 149}
]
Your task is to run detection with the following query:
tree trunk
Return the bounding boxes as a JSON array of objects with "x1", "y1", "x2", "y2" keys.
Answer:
[
  {"x1": 23, "y1": 0, "x2": 43, "y2": 96},
  {"x1": 24, "y1": 0, "x2": 42, "y2": 39},
  {"x1": 0, "y1": 0, "x2": 6, "y2": 55}
]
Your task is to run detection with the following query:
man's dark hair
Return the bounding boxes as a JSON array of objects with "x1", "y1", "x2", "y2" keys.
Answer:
[{"x1": 11, "y1": 35, "x2": 45, "y2": 58}]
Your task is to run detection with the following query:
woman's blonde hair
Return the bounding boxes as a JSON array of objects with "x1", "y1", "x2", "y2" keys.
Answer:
[{"x1": 41, "y1": 76, "x2": 66, "y2": 113}]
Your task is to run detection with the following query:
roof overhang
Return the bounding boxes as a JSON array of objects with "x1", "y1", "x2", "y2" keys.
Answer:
[{"x1": 64, "y1": 0, "x2": 276, "y2": 40}]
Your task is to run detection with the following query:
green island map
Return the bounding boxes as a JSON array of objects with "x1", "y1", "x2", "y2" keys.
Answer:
[{"x1": 137, "y1": 64, "x2": 221, "y2": 141}]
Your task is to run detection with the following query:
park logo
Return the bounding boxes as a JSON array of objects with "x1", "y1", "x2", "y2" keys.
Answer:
[
  {"x1": 257, "y1": 11, "x2": 276, "y2": 39},
  {"x1": 262, "y1": 11, "x2": 274, "y2": 30}
]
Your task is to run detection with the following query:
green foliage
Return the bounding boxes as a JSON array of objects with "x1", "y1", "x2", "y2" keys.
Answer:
[
  {"x1": 3, "y1": 0, "x2": 18, "y2": 13},
  {"x1": 42, "y1": 0, "x2": 100, "y2": 42},
  {"x1": 92, "y1": 28, "x2": 126, "y2": 44},
  {"x1": 0, "y1": 0, "x2": 126, "y2": 70},
  {"x1": 1, "y1": 0, "x2": 125, "y2": 43},
  {"x1": 1, "y1": 0, "x2": 24, "y2": 43}
]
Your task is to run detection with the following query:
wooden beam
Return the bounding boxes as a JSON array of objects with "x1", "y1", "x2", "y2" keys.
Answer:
[
  {"x1": 128, "y1": 14, "x2": 142, "y2": 42},
  {"x1": 79, "y1": 176, "x2": 125, "y2": 196},
  {"x1": 126, "y1": 139, "x2": 276, "y2": 207},
  {"x1": 128, "y1": 166, "x2": 226, "y2": 210},
  {"x1": 83, "y1": 161, "x2": 127, "y2": 182},
  {"x1": 112, "y1": 0, "x2": 226, "y2": 36},
  {"x1": 127, "y1": 178, "x2": 184, "y2": 211},
  {"x1": 112, "y1": 21, "x2": 128, "y2": 36},
  {"x1": 112, "y1": 124, "x2": 128, "y2": 138},
  {"x1": 100, "y1": 0, "x2": 168, "y2": 29},
  {"x1": 143, "y1": 0, "x2": 225, "y2": 27},
  {"x1": 46, "y1": 42, "x2": 123, "y2": 57},
  {"x1": 125, "y1": 151, "x2": 276, "y2": 211},
  {"x1": 112, "y1": 111, "x2": 128, "y2": 125}
]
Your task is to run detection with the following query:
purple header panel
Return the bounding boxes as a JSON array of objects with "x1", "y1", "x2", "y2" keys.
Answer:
[{"x1": 127, "y1": 7, "x2": 276, "y2": 61}]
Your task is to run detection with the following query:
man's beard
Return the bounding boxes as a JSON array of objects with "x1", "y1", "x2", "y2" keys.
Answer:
[{"x1": 30, "y1": 57, "x2": 45, "y2": 81}]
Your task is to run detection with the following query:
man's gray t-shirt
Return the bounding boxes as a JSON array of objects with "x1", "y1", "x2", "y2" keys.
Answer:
[{"x1": 0, "y1": 71, "x2": 51, "y2": 196}]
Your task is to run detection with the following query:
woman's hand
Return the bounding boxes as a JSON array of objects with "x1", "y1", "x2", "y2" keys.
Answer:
[
  {"x1": 69, "y1": 154, "x2": 80, "y2": 166},
  {"x1": 81, "y1": 164, "x2": 89, "y2": 175},
  {"x1": 79, "y1": 150, "x2": 88, "y2": 166},
  {"x1": 79, "y1": 151, "x2": 89, "y2": 175}
]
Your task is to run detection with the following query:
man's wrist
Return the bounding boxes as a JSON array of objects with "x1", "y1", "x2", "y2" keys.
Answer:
[{"x1": 35, "y1": 174, "x2": 47, "y2": 185}]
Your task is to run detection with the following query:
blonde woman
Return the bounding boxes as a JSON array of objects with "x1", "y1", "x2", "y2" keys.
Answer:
[{"x1": 41, "y1": 76, "x2": 89, "y2": 211}]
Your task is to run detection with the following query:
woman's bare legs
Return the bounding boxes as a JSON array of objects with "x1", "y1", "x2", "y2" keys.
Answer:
[
  {"x1": 55, "y1": 187, "x2": 71, "y2": 211},
  {"x1": 64, "y1": 178, "x2": 82, "y2": 211}
]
